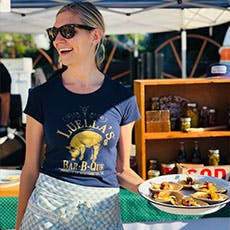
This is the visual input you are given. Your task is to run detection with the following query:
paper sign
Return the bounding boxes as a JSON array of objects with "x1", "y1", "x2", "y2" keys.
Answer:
[{"x1": 177, "y1": 164, "x2": 230, "y2": 181}]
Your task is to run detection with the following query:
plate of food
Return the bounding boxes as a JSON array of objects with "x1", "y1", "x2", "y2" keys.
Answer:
[
  {"x1": 138, "y1": 174, "x2": 230, "y2": 215},
  {"x1": 178, "y1": 175, "x2": 199, "y2": 189},
  {"x1": 191, "y1": 191, "x2": 229, "y2": 204},
  {"x1": 150, "y1": 181, "x2": 183, "y2": 192},
  {"x1": 0, "y1": 169, "x2": 21, "y2": 188},
  {"x1": 192, "y1": 181, "x2": 227, "y2": 193},
  {"x1": 149, "y1": 189, "x2": 209, "y2": 207},
  {"x1": 150, "y1": 190, "x2": 184, "y2": 203}
]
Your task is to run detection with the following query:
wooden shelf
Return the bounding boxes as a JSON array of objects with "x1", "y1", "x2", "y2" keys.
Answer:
[
  {"x1": 145, "y1": 131, "x2": 230, "y2": 139},
  {"x1": 134, "y1": 78, "x2": 230, "y2": 180},
  {"x1": 134, "y1": 78, "x2": 230, "y2": 85}
]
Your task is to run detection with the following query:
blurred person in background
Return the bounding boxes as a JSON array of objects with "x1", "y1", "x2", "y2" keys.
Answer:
[{"x1": 0, "y1": 54, "x2": 11, "y2": 137}]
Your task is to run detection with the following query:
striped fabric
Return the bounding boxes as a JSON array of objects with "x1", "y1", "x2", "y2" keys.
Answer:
[{"x1": 20, "y1": 173, "x2": 123, "y2": 230}]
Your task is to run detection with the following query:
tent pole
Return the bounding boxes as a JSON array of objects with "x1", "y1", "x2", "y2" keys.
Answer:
[
  {"x1": 180, "y1": 4, "x2": 187, "y2": 79},
  {"x1": 181, "y1": 30, "x2": 187, "y2": 78},
  {"x1": 134, "y1": 33, "x2": 139, "y2": 58}
]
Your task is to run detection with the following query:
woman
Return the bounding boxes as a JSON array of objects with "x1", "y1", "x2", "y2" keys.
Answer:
[{"x1": 16, "y1": 2, "x2": 144, "y2": 229}]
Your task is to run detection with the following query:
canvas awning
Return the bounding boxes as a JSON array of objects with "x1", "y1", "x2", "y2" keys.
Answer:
[
  {"x1": 0, "y1": 0, "x2": 229, "y2": 78},
  {"x1": 0, "y1": 0, "x2": 229, "y2": 35}
]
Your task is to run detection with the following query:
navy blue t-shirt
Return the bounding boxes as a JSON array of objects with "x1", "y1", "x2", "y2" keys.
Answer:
[{"x1": 24, "y1": 74, "x2": 140, "y2": 188}]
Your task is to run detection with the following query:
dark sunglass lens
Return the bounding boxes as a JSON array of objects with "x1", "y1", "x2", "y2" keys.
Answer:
[
  {"x1": 61, "y1": 25, "x2": 76, "y2": 39},
  {"x1": 47, "y1": 28, "x2": 58, "y2": 41}
]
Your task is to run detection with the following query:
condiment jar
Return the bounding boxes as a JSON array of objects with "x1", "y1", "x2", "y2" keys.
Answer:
[
  {"x1": 150, "y1": 97, "x2": 160, "y2": 110},
  {"x1": 180, "y1": 117, "x2": 191, "y2": 131},
  {"x1": 148, "y1": 169, "x2": 160, "y2": 178},
  {"x1": 147, "y1": 159, "x2": 159, "y2": 178},
  {"x1": 208, "y1": 149, "x2": 220, "y2": 166},
  {"x1": 200, "y1": 106, "x2": 209, "y2": 127},
  {"x1": 208, "y1": 109, "x2": 217, "y2": 126},
  {"x1": 186, "y1": 102, "x2": 199, "y2": 127},
  {"x1": 160, "y1": 162, "x2": 176, "y2": 175}
]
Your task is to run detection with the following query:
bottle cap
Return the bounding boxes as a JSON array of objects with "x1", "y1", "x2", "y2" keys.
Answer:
[
  {"x1": 209, "y1": 149, "x2": 219, "y2": 154},
  {"x1": 180, "y1": 117, "x2": 191, "y2": 122},
  {"x1": 149, "y1": 159, "x2": 158, "y2": 164},
  {"x1": 209, "y1": 109, "x2": 216, "y2": 113},
  {"x1": 151, "y1": 96, "x2": 159, "y2": 101}
]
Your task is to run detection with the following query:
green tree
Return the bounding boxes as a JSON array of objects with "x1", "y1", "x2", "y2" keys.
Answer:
[{"x1": 0, "y1": 34, "x2": 36, "y2": 58}]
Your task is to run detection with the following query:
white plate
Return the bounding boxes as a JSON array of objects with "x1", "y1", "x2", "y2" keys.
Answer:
[
  {"x1": 0, "y1": 169, "x2": 21, "y2": 188},
  {"x1": 138, "y1": 174, "x2": 230, "y2": 215}
]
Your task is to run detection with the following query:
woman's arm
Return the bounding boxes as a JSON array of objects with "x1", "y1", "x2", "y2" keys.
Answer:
[
  {"x1": 15, "y1": 115, "x2": 44, "y2": 230},
  {"x1": 116, "y1": 122, "x2": 144, "y2": 194}
]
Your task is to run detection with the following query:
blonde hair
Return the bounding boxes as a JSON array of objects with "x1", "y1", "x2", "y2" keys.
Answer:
[{"x1": 57, "y1": 2, "x2": 105, "y2": 69}]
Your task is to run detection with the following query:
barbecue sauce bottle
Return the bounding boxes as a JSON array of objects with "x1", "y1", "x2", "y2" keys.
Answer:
[
  {"x1": 176, "y1": 142, "x2": 187, "y2": 163},
  {"x1": 191, "y1": 141, "x2": 202, "y2": 163}
]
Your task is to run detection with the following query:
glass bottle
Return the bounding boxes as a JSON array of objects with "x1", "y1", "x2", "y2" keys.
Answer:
[
  {"x1": 180, "y1": 117, "x2": 191, "y2": 131},
  {"x1": 186, "y1": 102, "x2": 199, "y2": 128},
  {"x1": 147, "y1": 159, "x2": 159, "y2": 178},
  {"x1": 208, "y1": 108, "x2": 217, "y2": 126},
  {"x1": 228, "y1": 107, "x2": 230, "y2": 130},
  {"x1": 208, "y1": 149, "x2": 220, "y2": 166},
  {"x1": 200, "y1": 106, "x2": 209, "y2": 127},
  {"x1": 150, "y1": 97, "x2": 160, "y2": 110},
  {"x1": 176, "y1": 142, "x2": 187, "y2": 163},
  {"x1": 191, "y1": 141, "x2": 202, "y2": 163}
]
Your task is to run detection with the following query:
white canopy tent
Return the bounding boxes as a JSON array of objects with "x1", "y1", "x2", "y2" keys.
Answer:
[
  {"x1": 0, "y1": 1, "x2": 229, "y2": 35},
  {"x1": 0, "y1": 0, "x2": 230, "y2": 78}
]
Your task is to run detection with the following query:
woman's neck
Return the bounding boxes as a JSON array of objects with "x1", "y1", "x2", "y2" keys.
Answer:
[{"x1": 61, "y1": 65, "x2": 104, "y2": 94}]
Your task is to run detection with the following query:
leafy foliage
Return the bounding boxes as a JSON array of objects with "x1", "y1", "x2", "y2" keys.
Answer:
[{"x1": 0, "y1": 34, "x2": 36, "y2": 58}]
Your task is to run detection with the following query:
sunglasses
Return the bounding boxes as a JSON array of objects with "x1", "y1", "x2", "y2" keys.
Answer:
[{"x1": 46, "y1": 23, "x2": 95, "y2": 42}]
